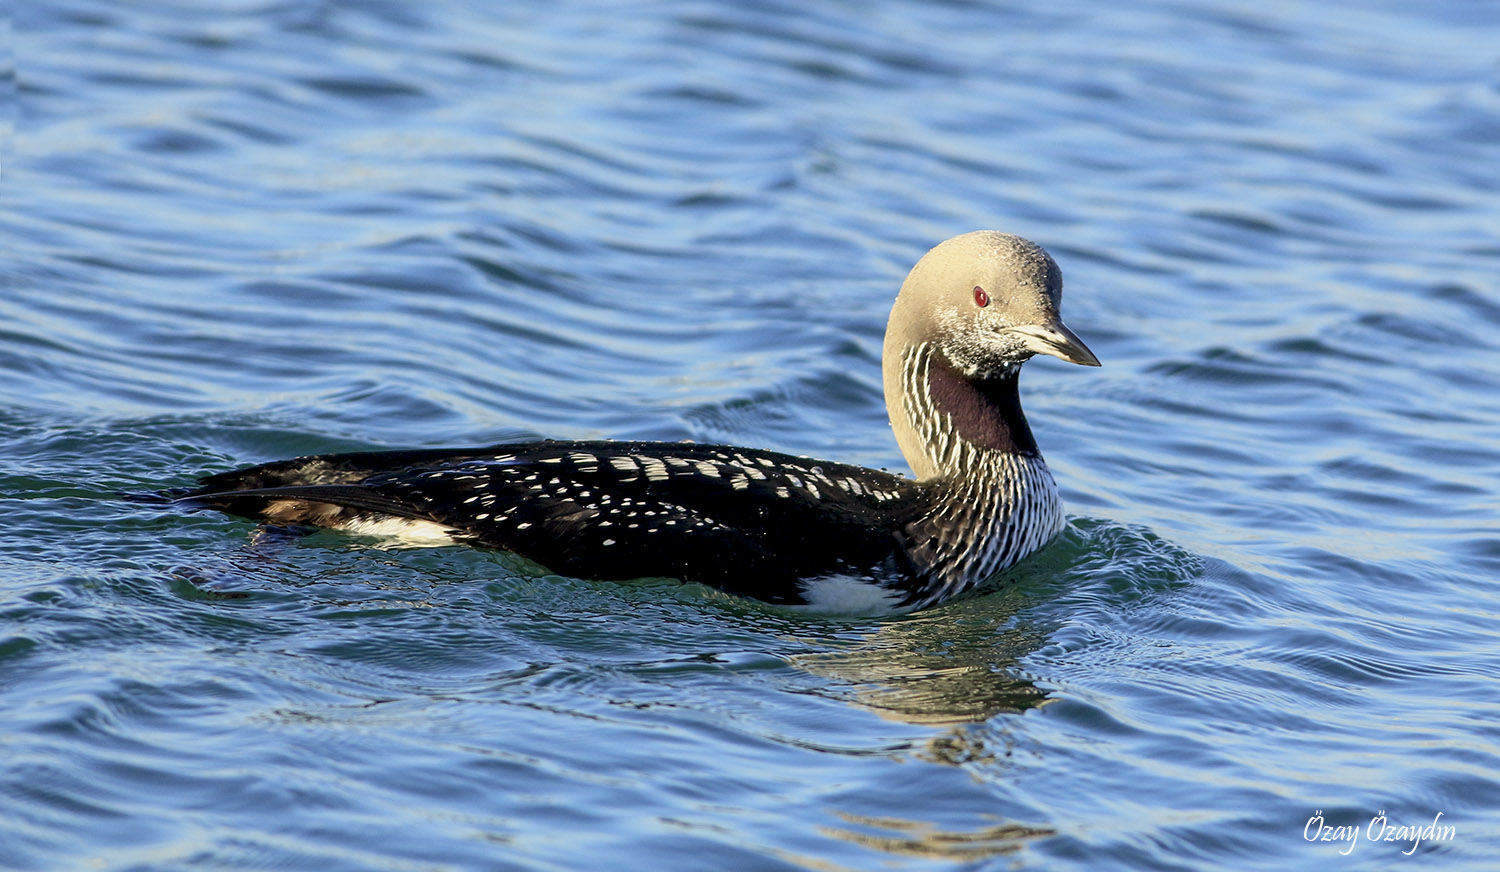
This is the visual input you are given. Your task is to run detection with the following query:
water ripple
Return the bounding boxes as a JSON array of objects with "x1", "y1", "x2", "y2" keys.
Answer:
[{"x1": 6, "y1": 0, "x2": 1500, "y2": 870}]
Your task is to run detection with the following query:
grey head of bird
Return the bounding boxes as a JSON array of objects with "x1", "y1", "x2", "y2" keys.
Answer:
[{"x1": 882, "y1": 230, "x2": 1100, "y2": 379}]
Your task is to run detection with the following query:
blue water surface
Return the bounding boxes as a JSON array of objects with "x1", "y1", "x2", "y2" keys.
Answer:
[{"x1": 4, "y1": 1, "x2": 1500, "y2": 869}]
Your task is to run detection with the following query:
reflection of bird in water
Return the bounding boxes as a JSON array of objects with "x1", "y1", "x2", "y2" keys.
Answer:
[
  {"x1": 800, "y1": 606, "x2": 1060, "y2": 863},
  {"x1": 792, "y1": 606, "x2": 1051, "y2": 727},
  {"x1": 822, "y1": 811, "x2": 1055, "y2": 864}
]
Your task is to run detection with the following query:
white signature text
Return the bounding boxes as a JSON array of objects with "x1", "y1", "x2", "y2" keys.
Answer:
[{"x1": 1304, "y1": 809, "x2": 1455, "y2": 856}]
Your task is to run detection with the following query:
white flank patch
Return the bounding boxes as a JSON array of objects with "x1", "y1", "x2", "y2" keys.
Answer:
[
  {"x1": 789, "y1": 575, "x2": 907, "y2": 616},
  {"x1": 338, "y1": 516, "x2": 460, "y2": 546}
]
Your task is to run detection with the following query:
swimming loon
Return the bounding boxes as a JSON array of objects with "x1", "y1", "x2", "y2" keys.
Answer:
[{"x1": 176, "y1": 231, "x2": 1099, "y2": 614}]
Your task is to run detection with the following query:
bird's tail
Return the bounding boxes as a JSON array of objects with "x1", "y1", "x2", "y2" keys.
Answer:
[{"x1": 129, "y1": 446, "x2": 497, "y2": 524}]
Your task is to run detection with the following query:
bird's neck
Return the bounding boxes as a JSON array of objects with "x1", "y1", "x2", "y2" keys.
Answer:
[{"x1": 887, "y1": 342, "x2": 1040, "y2": 481}]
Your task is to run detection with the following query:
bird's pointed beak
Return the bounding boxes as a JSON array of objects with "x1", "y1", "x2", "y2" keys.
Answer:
[{"x1": 1006, "y1": 320, "x2": 1101, "y2": 367}]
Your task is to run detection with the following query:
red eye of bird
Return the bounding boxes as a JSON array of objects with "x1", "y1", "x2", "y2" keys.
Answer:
[{"x1": 973, "y1": 286, "x2": 989, "y2": 307}]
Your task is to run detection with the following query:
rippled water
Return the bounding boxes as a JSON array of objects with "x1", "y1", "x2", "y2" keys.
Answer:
[{"x1": 5, "y1": 1, "x2": 1500, "y2": 869}]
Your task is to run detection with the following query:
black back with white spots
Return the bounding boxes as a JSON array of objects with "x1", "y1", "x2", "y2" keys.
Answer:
[{"x1": 185, "y1": 440, "x2": 932, "y2": 606}]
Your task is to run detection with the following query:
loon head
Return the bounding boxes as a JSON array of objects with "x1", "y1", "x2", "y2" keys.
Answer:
[
  {"x1": 884, "y1": 231, "x2": 1099, "y2": 376},
  {"x1": 882, "y1": 231, "x2": 1099, "y2": 479}
]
